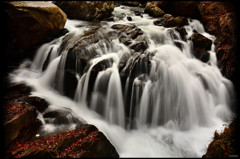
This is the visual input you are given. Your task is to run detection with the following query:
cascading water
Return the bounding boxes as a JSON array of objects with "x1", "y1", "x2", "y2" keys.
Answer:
[{"x1": 9, "y1": 5, "x2": 235, "y2": 157}]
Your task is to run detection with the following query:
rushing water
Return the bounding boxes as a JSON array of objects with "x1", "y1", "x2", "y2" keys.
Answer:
[{"x1": 9, "y1": 5, "x2": 235, "y2": 157}]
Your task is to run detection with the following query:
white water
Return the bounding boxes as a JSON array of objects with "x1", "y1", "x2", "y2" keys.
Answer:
[{"x1": 9, "y1": 6, "x2": 235, "y2": 157}]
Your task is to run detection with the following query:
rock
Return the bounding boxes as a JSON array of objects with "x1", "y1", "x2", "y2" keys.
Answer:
[
  {"x1": 144, "y1": 2, "x2": 165, "y2": 17},
  {"x1": 59, "y1": 27, "x2": 119, "y2": 101},
  {"x1": 134, "y1": 10, "x2": 143, "y2": 17},
  {"x1": 3, "y1": 1, "x2": 67, "y2": 61},
  {"x1": 127, "y1": 16, "x2": 132, "y2": 21},
  {"x1": 202, "y1": 120, "x2": 238, "y2": 158},
  {"x1": 63, "y1": 70, "x2": 78, "y2": 99},
  {"x1": 189, "y1": 31, "x2": 212, "y2": 62},
  {"x1": 43, "y1": 109, "x2": 83, "y2": 125},
  {"x1": 157, "y1": 1, "x2": 200, "y2": 19},
  {"x1": 190, "y1": 31, "x2": 212, "y2": 51},
  {"x1": 129, "y1": 41, "x2": 148, "y2": 52},
  {"x1": 5, "y1": 124, "x2": 119, "y2": 158},
  {"x1": 111, "y1": 24, "x2": 146, "y2": 48},
  {"x1": 175, "y1": 27, "x2": 188, "y2": 41},
  {"x1": 53, "y1": 1, "x2": 114, "y2": 21},
  {"x1": 3, "y1": 82, "x2": 48, "y2": 112},
  {"x1": 197, "y1": 1, "x2": 237, "y2": 81},
  {"x1": 200, "y1": 51, "x2": 210, "y2": 63},
  {"x1": 24, "y1": 96, "x2": 49, "y2": 113},
  {"x1": 4, "y1": 101, "x2": 42, "y2": 147},
  {"x1": 3, "y1": 83, "x2": 32, "y2": 101},
  {"x1": 154, "y1": 14, "x2": 188, "y2": 28}
]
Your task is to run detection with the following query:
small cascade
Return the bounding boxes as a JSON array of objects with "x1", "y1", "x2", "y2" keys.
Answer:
[{"x1": 9, "y1": 5, "x2": 236, "y2": 157}]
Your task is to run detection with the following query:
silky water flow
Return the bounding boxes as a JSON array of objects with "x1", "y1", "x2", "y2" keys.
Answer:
[{"x1": 9, "y1": 6, "x2": 236, "y2": 157}]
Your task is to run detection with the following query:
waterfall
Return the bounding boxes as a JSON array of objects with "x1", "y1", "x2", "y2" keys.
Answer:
[{"x1": 9, "y1": 5, "x2": 235, "y2": 157}]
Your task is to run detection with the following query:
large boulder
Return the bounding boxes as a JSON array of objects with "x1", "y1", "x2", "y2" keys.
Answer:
[
  {"x1": 144, "y1": 2, "x2": 165, "y2": 17},
  {"x1": 3, "y1": 1, "x2": 67, "y2": 62},
  {"x1": 197, "y1": 1, "x2": 237, "y2": 81},
  {"x1": 5, "y1": 124, "x2": 119, "y2": 158},
  {"x1": 53, "y1": 1, "x2": 114, "y2": 21},
  {"x1": 4, "y1": 100, "x2": 42, "y2": 147}
]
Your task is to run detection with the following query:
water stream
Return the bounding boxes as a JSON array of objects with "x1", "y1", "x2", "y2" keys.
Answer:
[{"x1": 9, "y1": 5, "x2": 235, "y2": 157}]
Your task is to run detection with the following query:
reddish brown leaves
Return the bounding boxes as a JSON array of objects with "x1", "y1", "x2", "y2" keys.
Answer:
[{"x1": 6, "y1": 125, "x2": 102, "y2": 158}]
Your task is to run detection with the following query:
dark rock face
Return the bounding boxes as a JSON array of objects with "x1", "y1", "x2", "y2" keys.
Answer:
[
  {"x1": 2, "y1": 82, "x2": 48, "y2": 147},
  {"x1": 59, "y1": 23, "x2": 149, "y2": 103},
  {"x1": 202, "y1": 120, "x2": 238, "y2": 158},
  {"x1": 175, "y1": 27, "x2": 188, "y2": 41},
  {"x1": 3, "y1": 82, "x2": 119, "y2": 158},
  {"x1": 157, "y1": 1, "x2": 201, "y2": 19},
  {"x1": 5, "y1": 124, "x2": 119, "y2": 158},
  {"x1": 3, "y1": 1, "x2": 67, "y2": 66},
  {"x1": 4, "y1": 100, "x2": 42, "y2": 147},
  {"x1": 190, "y1": 31, "x2": 212, "y2": 63},
  {"x1": 197, "y1": 1, "x2": 237, "y2": 81},
  {"x1": 53, "y1": 1, "x2": 114, "y2": 21}
]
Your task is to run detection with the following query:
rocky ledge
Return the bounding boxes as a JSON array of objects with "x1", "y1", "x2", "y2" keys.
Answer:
[
  {"x1": 202, "y1": 120, "x2": 238, "y2": 158},
  {"x1": 3, "y1": 80, "x2": 119, "y2": 158},
  {"x1": 5, "y1": 124, "x2": 118, "y2": 158}
]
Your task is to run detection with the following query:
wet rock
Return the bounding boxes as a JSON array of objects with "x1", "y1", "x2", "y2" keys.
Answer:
[
  {"x1": 111, "y1": 24, "x2": 148, "y2": 51},
  {"x1": 144, "y1": 2, "x2": 165, "y2": 17},
  {"x1": 134, "y1": 10, "x2": 143, "y2": 17},
  {"x1": 202, "y1": 120, "x2": 238, "y2": 158},
  {"x1": 3, "y1": 83, "x2": 32, "y2": 101},
  {"x1": 129, "y1": 41, "x2": 148, "y2": 52},
  {"x1": 175, "y1": 27, "x2": 187, "y2": 41},
  {"x1": 200, "y1": 51, "x2": 210, "y2": 63},
  {"x1": 5, "y1": 124, "x2": 119, "y2": 158},
  {"x1": 24, "y1": 97, "x2": 49, "y2": 113},
  {"x1": 154, "y1": 14, "x2": 188, "y2": 28},
  {"x1": 4, "y1": 101, "x2": 42, "y2": 147},
  {"x1": 127, "y1": 16, "x2": 132, "y2": 21},
  {"x1": 190, "y1": 31, "x2": 212, "y2": 51},
  {"x1": 63, "y1": 70, "x2": 78, "y2": 99},
  {"x1": 43, "y1": 109, "x2": 82, "y2": 125},
  {"x1": 174, "y1": 41, "x2": 184, "y2": 51},
  {"x1": 3, "y1": 1, "x2": 67, "y2": 62},
  {"x1": 119, "y1": 53, "x2": 132, "y2": 73},
  {"x1": 189, "y1": 31, "x2": 212, "y2": 62},
  {"x1": 53, "y1": 1, "x2": 114, "y2": 21}
]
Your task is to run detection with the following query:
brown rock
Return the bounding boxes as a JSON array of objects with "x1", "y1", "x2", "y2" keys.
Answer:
[
  {"x1": 4, "y1": 102, "x2": 42, "y2": 147},
  {"x1": 190, "y1": 31, "x2": 212, "y2": 63},
  {"x1": 53, "y1": 1, "x2": 114, "y2": 21},
  {"x1": 175, "y1": 27, "x2": 188, "y2": 41},
  {"x1": 144, "y1": 2, "x2": 165, "y2": 17},
  {"x1": 154, "y1": 14, "x2": 188, "y2": 28},
  {"x1": 4, "y1": 1, "x2": 67, "y2": 54},
  {"x1": 202, "y1": 120, "x2": 237, "y2": 158}
]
